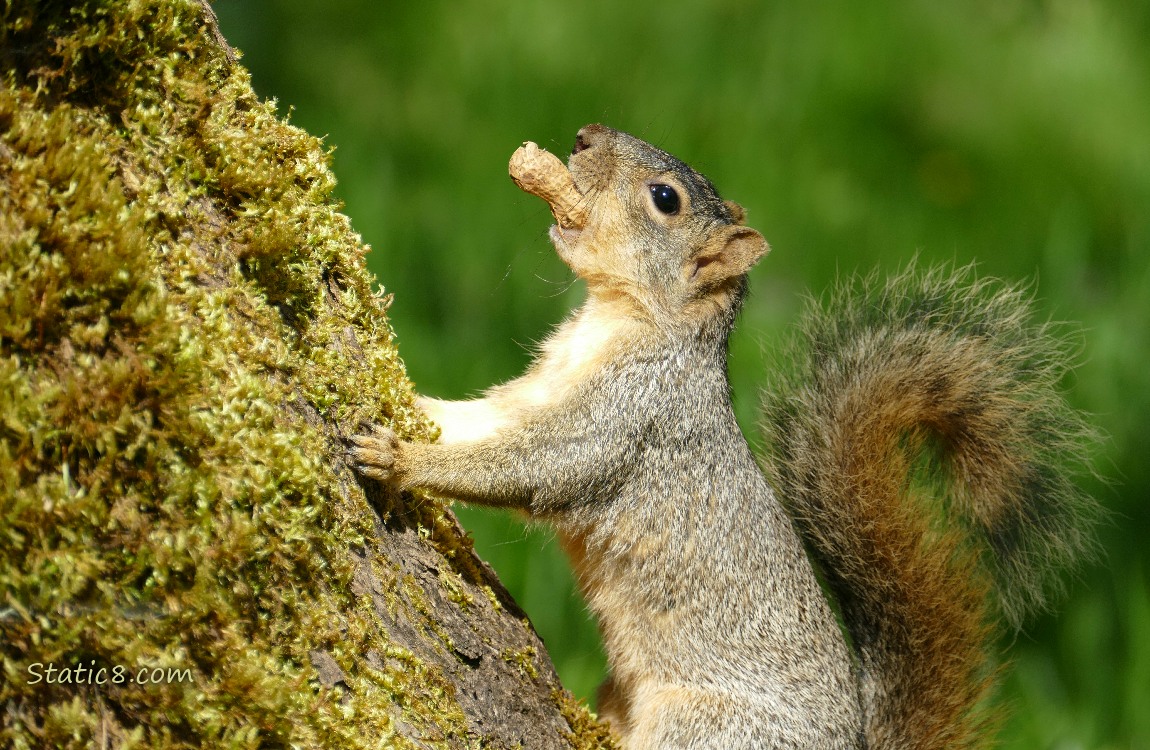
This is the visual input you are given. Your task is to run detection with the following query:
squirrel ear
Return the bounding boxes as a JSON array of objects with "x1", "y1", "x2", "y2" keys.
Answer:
[
  {"x1": 724, "y1": 200, "x2": 747, "y2": 225},
  {"x1": 690, "y1": 226, "x2": 769, "y2": 287}
]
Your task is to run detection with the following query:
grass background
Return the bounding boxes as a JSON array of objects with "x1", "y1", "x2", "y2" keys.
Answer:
[{"x1": 214, "y1": 2, "x2": 1149, "y2": 747}]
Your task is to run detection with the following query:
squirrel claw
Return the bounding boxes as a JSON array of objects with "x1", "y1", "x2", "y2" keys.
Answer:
[{"x1": 349, "y1": 425, "x2": 399, "y2": 482}]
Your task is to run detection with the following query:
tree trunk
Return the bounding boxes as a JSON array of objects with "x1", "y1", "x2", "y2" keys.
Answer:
[{"x1": 0, "y1": 2, "x2": 613, "y2": 748}]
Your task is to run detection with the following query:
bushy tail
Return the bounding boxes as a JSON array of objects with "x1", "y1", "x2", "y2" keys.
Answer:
[{"x1": 761, "y1": 265, "x2": 1099, "y2": 750}]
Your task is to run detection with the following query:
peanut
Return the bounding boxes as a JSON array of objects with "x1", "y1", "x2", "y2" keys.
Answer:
[{"x1": 508, "y1": 142, "x2": 588, "y2": 229}]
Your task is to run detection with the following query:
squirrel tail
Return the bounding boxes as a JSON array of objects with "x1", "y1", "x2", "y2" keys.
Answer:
[{"x1": 761, "y1": 264, "x2": 1100, "y2": 750}]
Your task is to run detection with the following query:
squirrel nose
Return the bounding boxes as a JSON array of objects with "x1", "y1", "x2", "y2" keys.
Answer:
[
  {"x1": 572, "y1": 133, "x2": 591, "y2": 155},
  {"x1": 573, "y1": 124, "x2": 609, "y2": 155}
]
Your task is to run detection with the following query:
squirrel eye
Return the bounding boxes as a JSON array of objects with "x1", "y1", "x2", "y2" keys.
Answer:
[{"x1": 649, "y1": 184, "x2": 681, "y2": 215}]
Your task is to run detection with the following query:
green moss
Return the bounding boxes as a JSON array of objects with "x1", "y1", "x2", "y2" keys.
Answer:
[
  {"x1": 440, "y1": 568, "x2": 475, "y2": 611},
  {"x1": 501, "y1": 646, "x2": 539, "y2": 680},
  {"x1": 555, "y1": 690, "x2": 619, "y2": 750},
  {"x1": 0, "y1": 0, "x2": 483, "y2": 746}
]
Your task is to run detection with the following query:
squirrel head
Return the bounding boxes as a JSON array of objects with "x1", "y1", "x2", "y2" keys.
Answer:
[{"x1": 554, "y1": 124, "x2": 769, "y2": 326}]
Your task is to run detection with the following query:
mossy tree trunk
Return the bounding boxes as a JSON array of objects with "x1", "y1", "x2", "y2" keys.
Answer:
[{"x1": 0, "y1": 2, "x2": 612, "y2": 748}]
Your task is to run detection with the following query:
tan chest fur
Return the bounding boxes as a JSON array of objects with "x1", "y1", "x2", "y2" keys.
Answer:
[{"x1": 421, "y1": 296, "x2": 636, "y2": 445}]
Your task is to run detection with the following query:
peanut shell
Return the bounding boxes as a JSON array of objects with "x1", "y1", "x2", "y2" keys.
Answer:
[{"x1": 508, "y1": 142, "x2": 588, "y2": 229}]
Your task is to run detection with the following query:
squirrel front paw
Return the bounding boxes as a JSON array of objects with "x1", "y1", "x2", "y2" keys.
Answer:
[{"x1": 349, "y1": 424, "x2": 401, "y2": 482}]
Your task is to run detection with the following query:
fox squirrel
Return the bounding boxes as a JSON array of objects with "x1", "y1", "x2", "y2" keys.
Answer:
[{"x1": 351, "y1": 124, "x2": 1098, "y2": 749}]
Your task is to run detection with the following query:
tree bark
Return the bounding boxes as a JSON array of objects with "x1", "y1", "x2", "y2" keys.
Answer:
[{"x1": 0, "y1": 2, "x2": 612, "y2": 748}]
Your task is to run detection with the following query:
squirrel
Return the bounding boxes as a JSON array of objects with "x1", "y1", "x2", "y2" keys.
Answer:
[{"x1": 350, "y1": 124, "x2": 1098, "y2": 749}]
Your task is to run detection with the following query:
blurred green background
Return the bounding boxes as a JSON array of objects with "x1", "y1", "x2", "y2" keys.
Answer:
[{"x1": 214, "y1": 1, "x2": 1148, "y2": 746}]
